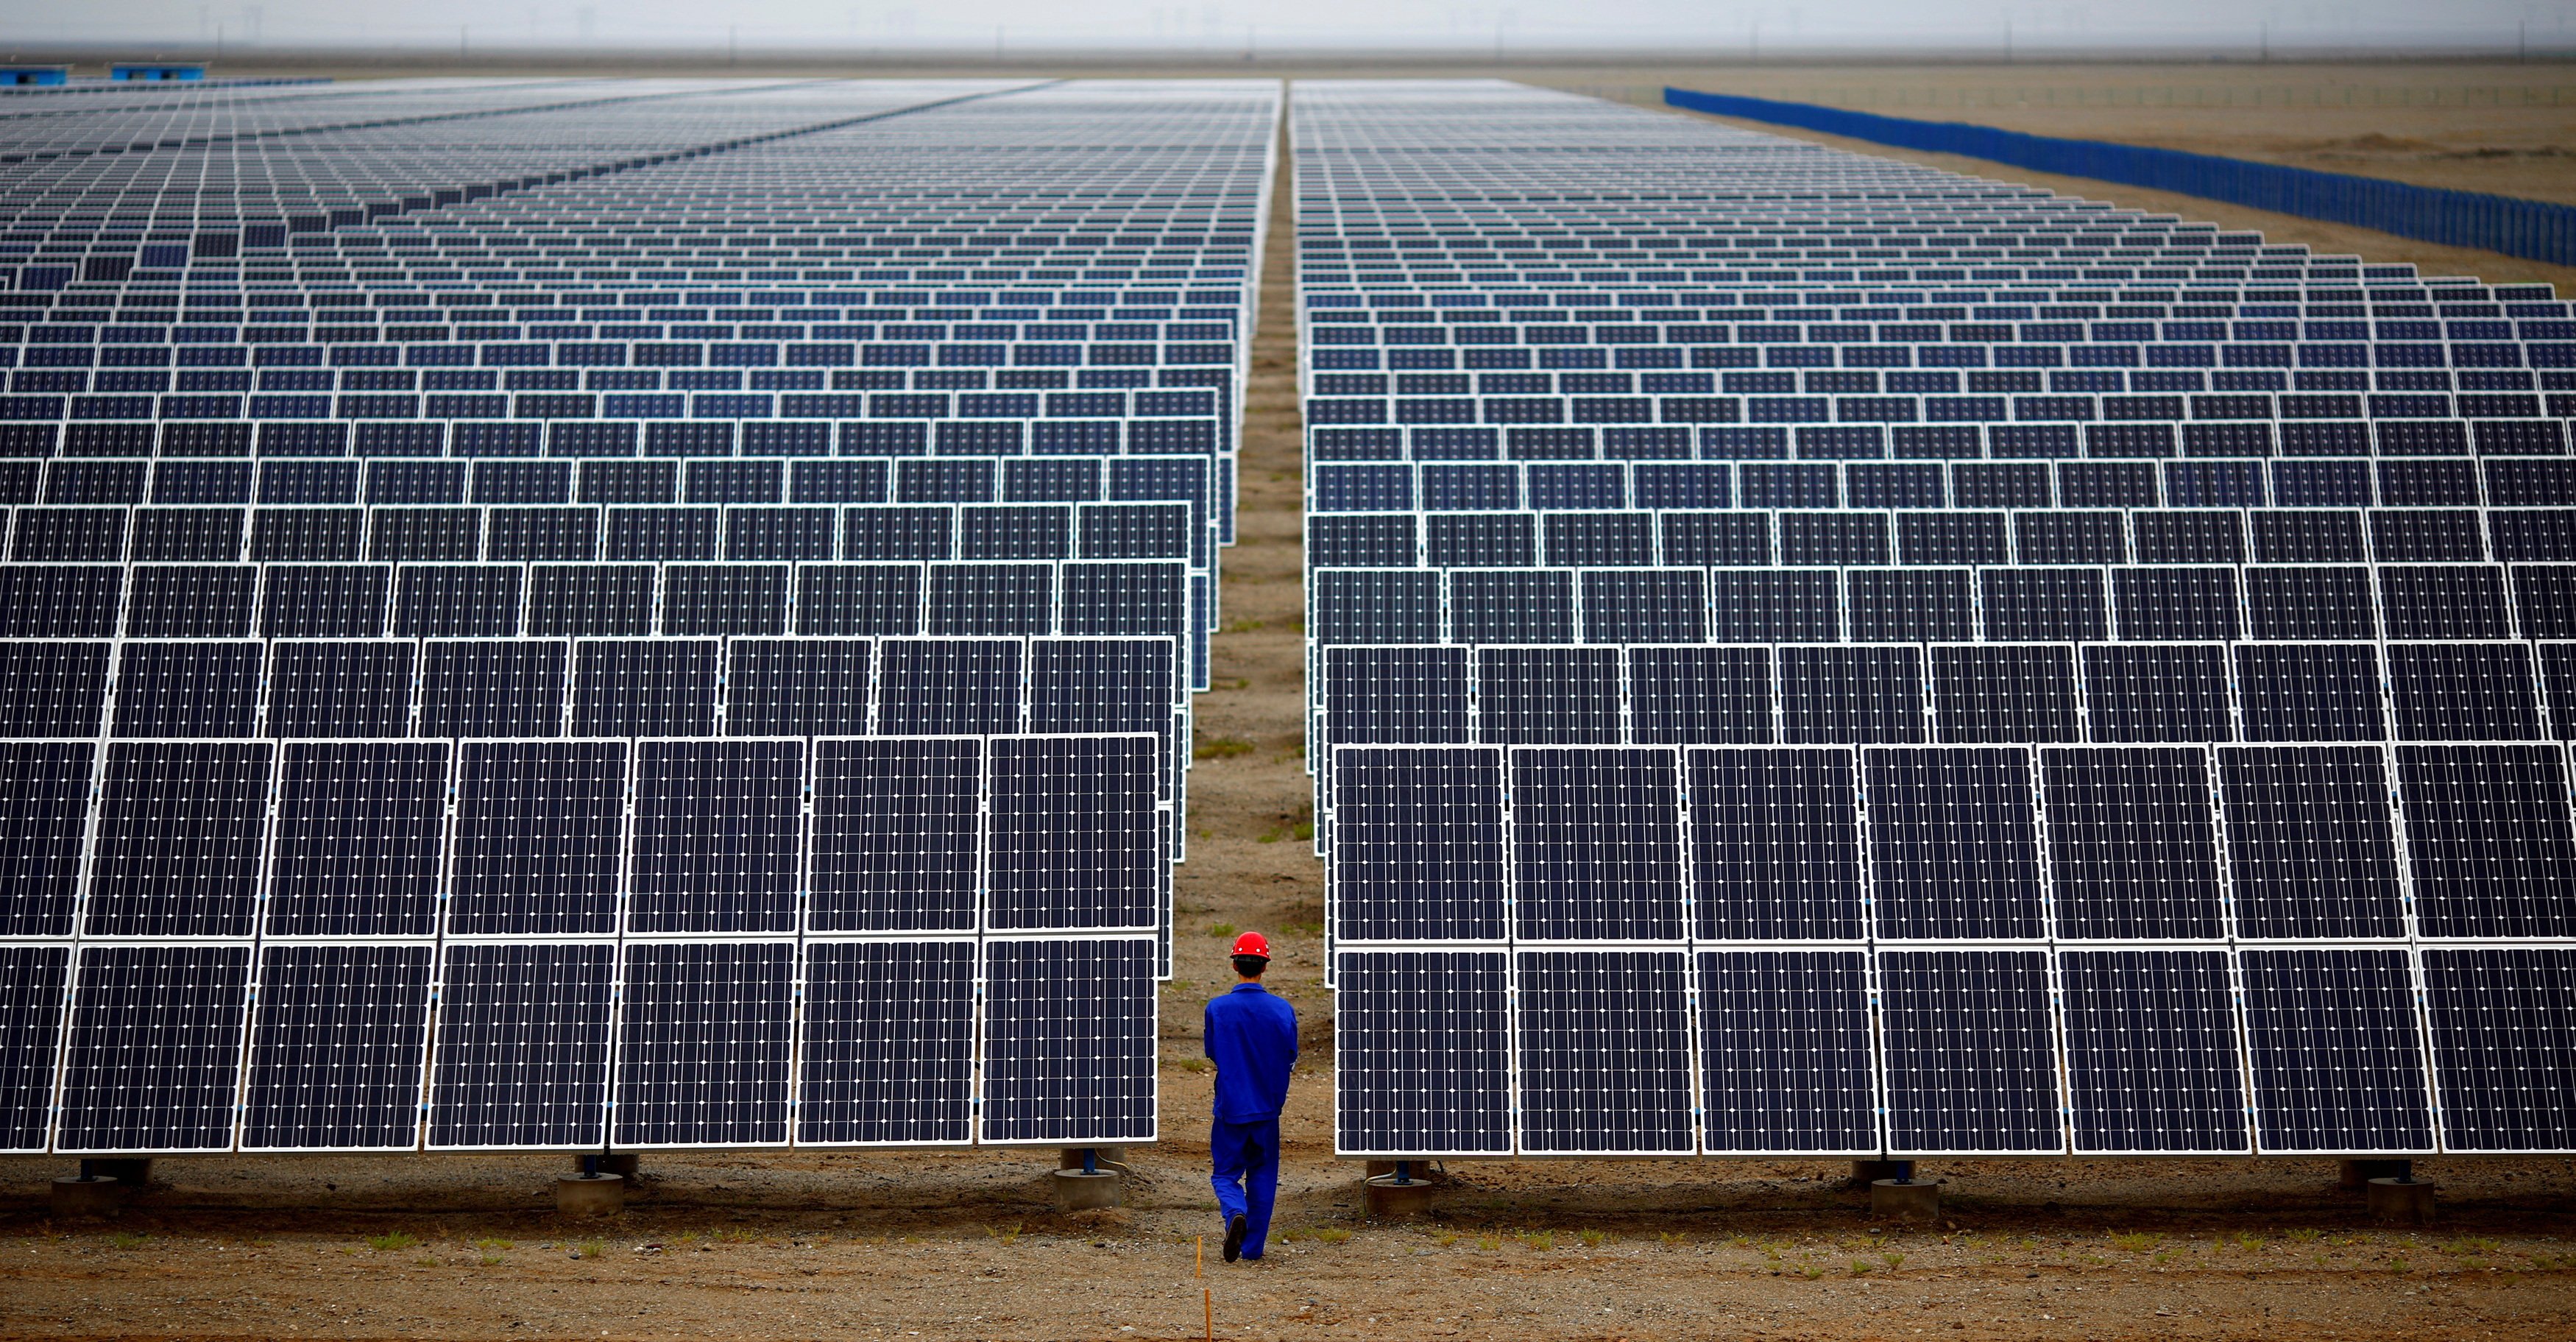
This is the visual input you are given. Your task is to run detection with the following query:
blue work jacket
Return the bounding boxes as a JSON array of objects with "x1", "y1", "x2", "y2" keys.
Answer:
[{"x1": 1203, "y1": 983, "x2": 1299, "y2": 1123}]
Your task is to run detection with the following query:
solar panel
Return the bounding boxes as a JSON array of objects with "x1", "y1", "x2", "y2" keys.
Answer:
[
  {"x1": 613, "y1": 940, "x2": 796, "y2": 1148},
  {"x1": 2056, "y1": 948, "x2": 2250, "y2": 1154},
  {"x1": 1510, "y1": 748, "x2": 1685, "y2": 941},
  {"x1": 978, "y1": 936, "x2": 1158, "y2": 1145},
  {"x1": 1875, "y1": 949, "x2": 2063, "y2": 1156},
  {"x1": 426, "y1": 941, "x2": 616, "y2": 1151},
  {"x1": 239, "y1": 942, "x2": 436, "y2": 1151},
  {"x1": 628, "y1": 740, "x2": 804, "y2": 935},
  {"x1": 2418, "y1": 947, "x2": 2576, "y2": 1153},
  {"x1": 796, "y1": 939, "x2": 978, "y2": 1146},
  {"x1": 2238, "y1": 947, "x2": 2436, "y2": 1155},
  {"x1": 1694, "y1": 950, "x2": 1878, "y2": 1155},
  {"x1": 1687, "y1": 747, "x2": 1864, "y2": 940},
  {"x1": 2038, "y1": 746, "x2": 2226, "y2": 941},
  {"x1": 266, "y1": 741, "x2": 449, "y2": 937},
  {"x1": 55, "y1": 944, "x2": 252, "y2": 1153},
  {"x1": 1863, "y1": 748, "x2": 2045, "y2": 940},
  {"x1": 1331, "y1": 949, "x2": 1513, "y2": 1157},
  {"x1": 0, "y1": 944, "x2": 71, "y2": 1153},
  {"x1": 1515, "y1": 950, "x2": 1696, "y2": 1155}
]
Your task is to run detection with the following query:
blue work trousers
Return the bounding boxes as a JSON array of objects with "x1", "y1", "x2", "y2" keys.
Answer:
[{"x1": 1209, "y1": 1116, "x2": 1281, "y2": 1260}]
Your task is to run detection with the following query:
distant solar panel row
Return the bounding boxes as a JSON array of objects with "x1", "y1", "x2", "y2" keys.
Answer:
[{"x1": 1298, "y1": 80, "x2": 2575, "y2": 1160}]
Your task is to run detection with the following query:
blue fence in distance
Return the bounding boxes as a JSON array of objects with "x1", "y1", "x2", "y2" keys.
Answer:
[{"x1": 1664, "y1": 86, "x2": 2576, "y2": 271}]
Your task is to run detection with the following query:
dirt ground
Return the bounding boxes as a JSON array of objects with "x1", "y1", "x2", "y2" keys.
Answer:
[{"x1": 5, "y1": 64, "x2": 2576, "y2": 1342}]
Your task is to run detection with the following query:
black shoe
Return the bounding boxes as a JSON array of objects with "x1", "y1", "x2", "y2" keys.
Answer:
[{"x1": 1222, "y1": 1215, "x2": 1247, "y2": 1262}]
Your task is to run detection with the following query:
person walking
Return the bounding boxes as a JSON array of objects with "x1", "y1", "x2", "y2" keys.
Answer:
[{"x1": 1203, "y1": 930, "x2": 1297, "y2": 1263}]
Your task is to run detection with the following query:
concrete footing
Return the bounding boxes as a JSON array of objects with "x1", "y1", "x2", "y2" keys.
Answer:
[
  {"x1": 1850, "y1": 1159, "x2": 1914, "y2": 1187},
  {"x1": 49, "y1": 1176, "x2": 120, "y2": 1219},
  {"x1": 2367, "y1": 1178, "x2": 2438, "y2": 1224},
  {"x1": 1050, "y1": 1169, "x2": 1124, "y2": 1212},
  {"x1": 555, "y1": 1173, "x2": 625, "y2": 1217},
  {"x1": 1362, "y1": 1172, "x2": 1436, "y2": 1219},
  {"x1": 1869, "y1": 1178, "x2": 1942, "y2": 1223}
]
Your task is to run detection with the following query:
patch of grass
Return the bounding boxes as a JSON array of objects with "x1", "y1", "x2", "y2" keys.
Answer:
[
  {"x1": 1660, "y1": 1231, "x2": 1690, "y2": 1246},
  {"x1": 1192, "y1": 735, "x2": 1253, "y2": 761},
  {"x1": 2110, "y1": 1232, "x2": 2158, "y2": 1253},
  {"x1": 1312, "y1": 1228, "x2": 1351, "y2": 1246},
  {"x1": 1882, "y1": 1251, "x2": 1905, "y2": 1270},
  {"x1": 415, "y1": 1256, "x2": 439, "y2": 1267},
  {"x1": 574, "y1": 1240, "x2": 606, "y2": 1260},
  {"x1": 479, "y1": 1254, "x2": 503, "y2": 1267},
  {"x1": 2234, "y1": 1232, "x2": 2266, "y2": 1251},
  {"x1": 1433, "y1": 1230, "x2": 1459, "y2": 1247},
  {"x1": 2443, "y1": 1237, "x2": 2502, "y2": 1257},
  {"x1": 106, "y1": 1232, "x2": 146, "y2": 1250},
  {"x1": 2284, "y1": 1227, "x2": 2322, "y2": 1244},
  {"x1": 1801, "y1": 1265, "x2": 1825, "y2": 1280},
  {"x1": 365, "y1": 1232, "x2": 417, "y2": 1253},
  {"x1": 1220, "y1": 618, "x2": 1266, "y2": 634},
  {"x1": 1208, "y1": 922, "x2": 1237, "y2": 939},
  {"x1": 1474, "y1": 1235, "x2": 1502, "y2": 1252},
  {"x1": 2153, "y1": 1250, "x2": 2173, "y2": 1265},
  {"x1": 1518, "y1": 1230, "x2": 1553, "y2": 1251},
  {"x1": 1212, "y1": 677, "x2": 1251, "y2": 691},
  {"x1": 1849, "y1": 1259, "x2": 1872, "y2": 1276},
  {"x1": 475, "y1": 1237, "x2": 514, "y2": 1253},
  {"x1": 983, "y1": 1223, "x2": 1022, "y2": 1246},
  {"x1": 1578, "y1": 1229, "x2": 1609, "y2": 1249},
  {"x1": 1176, "y1": 1057, "x2": 1211, "y2": 1073},
  {"x1": 2388, "y1": 1256, "x2": 2410, "y2": 1274}
]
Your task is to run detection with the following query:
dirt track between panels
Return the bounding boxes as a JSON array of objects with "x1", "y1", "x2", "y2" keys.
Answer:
[{"x1": 6, "y1": 70, "x2": 2576, "y2": 1342}]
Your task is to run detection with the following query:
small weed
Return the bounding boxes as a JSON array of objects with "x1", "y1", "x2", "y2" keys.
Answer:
[
  {"x1": 2443, "y1": 1237, "x2": 2502, "y2": 1257},
  {"x1": 2388, "y1": 1256, "x2": 2410, "y2": 1274},
  {"x1": 1518, "y1": 1230, "x2": 1553, "y2": 1251},
  {"x1": 1475, "y1": 1235, "x2": 1502, "y2": 1252},
  {"x1": 1849, "y1": 1259, "x2": 1873, "y2": 1276},
  {"x1": 1220, "y1": 618, "x2": 1266, "y2": 634},
  {"x1": 366, "y1": 1232, "x2": 417, "y2": 1253},
  {"x1": 1177, "y1": 1057, "x2": 1211, "y2": 1073},
  {"x1": 479, "y1": 1254, "x2": 502, "y2": 1267},
  {"x1": 1209, "y1": 922, "x2": 1236, "y2": 939},
  {"x1": 2082, "y1": 1254, "x2": 2108, "y2": 1265},
  {"x1": 983, "y1": 1223, "x2": 1022, "y2": 1246},
  {"x1": 575, "y1": 1240, "x2": 606, "y2": 1260},
  {"x1": 1292, "y1": 821, "x2": 1314, "y2": 840},
  {"x1": 1882, "y1": 1251, "x2": 1905, "y2": 1270},
  {"x1": 2111, "y1": 1232, "x2": 2158, "y2": 1253},
  {"x1": 1578, "y1": 1229, "x2": 1608, "y2": 1249},
  {"x1": 1312, "y1": 1228, "x2": 1351, "y2": 1246},
  {"x1": 2153, "y1": 1251, "x2": 2172, "y2": 1265},
  {"x1": 1727, "y1": 1235, "x2": 1750, "y2": 1250},
  {"x1": 1193, "y1": 736, "x2": 1253, "y2": 761},
  {"x1": 2235, "y1": 1232, "x2": 2266, "y2": 1250},
  {"x1": 106, "y1": 1232, "x2": 146, "y2": 1250},
  {"x1": 475, "y1": 1237, "x2": 514, "y2": 1253},
  {"x1": 1434, "y1": 1231, "x2": 1459, "y2": 1248},
  {"x1": 1801, "y1": 1265, "x2": 1825, "y2": 1280},
  {"x1": 1214, "y1": 677, "x2": 1251, "y2": 691},
  {"x1": 414, "y1": 1257, "x2": 439, "y2": 1268},
  {"x1": 2284, "y1": 1227, "x2": 2321, "y2": 1245},
  {"x1": 1661, "y1": 1230, "x2": 1690, "y2": 1246}
]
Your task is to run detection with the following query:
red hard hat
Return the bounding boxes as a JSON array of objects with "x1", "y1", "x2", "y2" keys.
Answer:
[{"x1": 1230, "y1": 931, "x2": 1271, "y2": 959}]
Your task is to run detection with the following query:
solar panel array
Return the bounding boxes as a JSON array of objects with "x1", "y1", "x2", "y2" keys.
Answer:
[
  {"x1": 0, "y1": 77, "x2": 1282, "y2": 1155},
  {"x1": 1302, "y1": 81, "x2": 2576, "y2": 1160}
]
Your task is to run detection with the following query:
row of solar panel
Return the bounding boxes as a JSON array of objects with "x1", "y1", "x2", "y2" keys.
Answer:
[
  {"x1": 0, "y1": 503, "x2": 1201, "y2": 566},
  {"x1": 1311, "y1": 641, "x2": 2576, "y2": 753},
  {"x1": 0, "y1": 733, "x2": 1164, "y2": 939},
  {"x1": 0, "y1": 632, "x2": 1184, "y2": 741},
  {"x1": 9, "y1": 389, "x2": 1236, "y2": 422},
  {"x1": 1306, "y1": 562, "x2": 2559, "y2": 649},
  {"x1": 0, "y1": 934, "x2": 1158, "y2": 1154},
  {"x1": 1304, "y1": 421, "x2": 2563, "y2": 468},
  {"x1": 3, "y1": 345, "x2": 1239, "y2": 375},
  {"x1": 1313, "y1": 462, "x2": 2576, "y2": 520},
  {"x1": 1307, "y1": 389, "x2": 2576, "y2": 425},
  {"x1": 0, "y1": 451, "x2": 1223, "y2": 512},
  {"x1": 39, "y1": 264, "x2": 1250, "y2": 287},
  {"x1": 1306, "y1": 507, "x2": 2576, "y2": 568},
  {"x1": 1324, "y1": 741, "x2": 2572, "y2": 944},
  {"x1": 0, "y1": 416, "x2": 1232, "y2": 461},
  {"x1": 0, "y1": 558, "x2": 1191, "y2": 641},
  {"x1": 1303, "y1": 265, "x2": 2416, "y2": 285},
  {"x1": 1300, "y1": 282, "x2": 2530, "y2": 307},
  {"x1": 1331, "y1": 943, "x2": 2572, "y2": 1156},
  {"x1": 3, "y1": 367, "x2": 1237, "y2": 395},
  {"x1": 1308, "y1": 370, "x2": 2556, "y2": 398},
  {"x1": 1309, "y1": 317, "x2": 2576, "y2": 344}
]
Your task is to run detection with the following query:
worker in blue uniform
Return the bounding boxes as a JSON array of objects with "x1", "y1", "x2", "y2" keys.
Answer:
[{"x1": 1203, "y1": 930, "x2": 1298, "y2": 1263}]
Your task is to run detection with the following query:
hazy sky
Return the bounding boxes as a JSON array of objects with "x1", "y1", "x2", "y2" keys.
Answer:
[{"x1": 2, "y1": 0, "x2": 2560, "y2": 50}]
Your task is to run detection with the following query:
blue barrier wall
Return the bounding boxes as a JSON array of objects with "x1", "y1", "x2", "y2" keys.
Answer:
[{"x1": 1664, "y1": 86, "x2": 2576, "y2": 271}]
